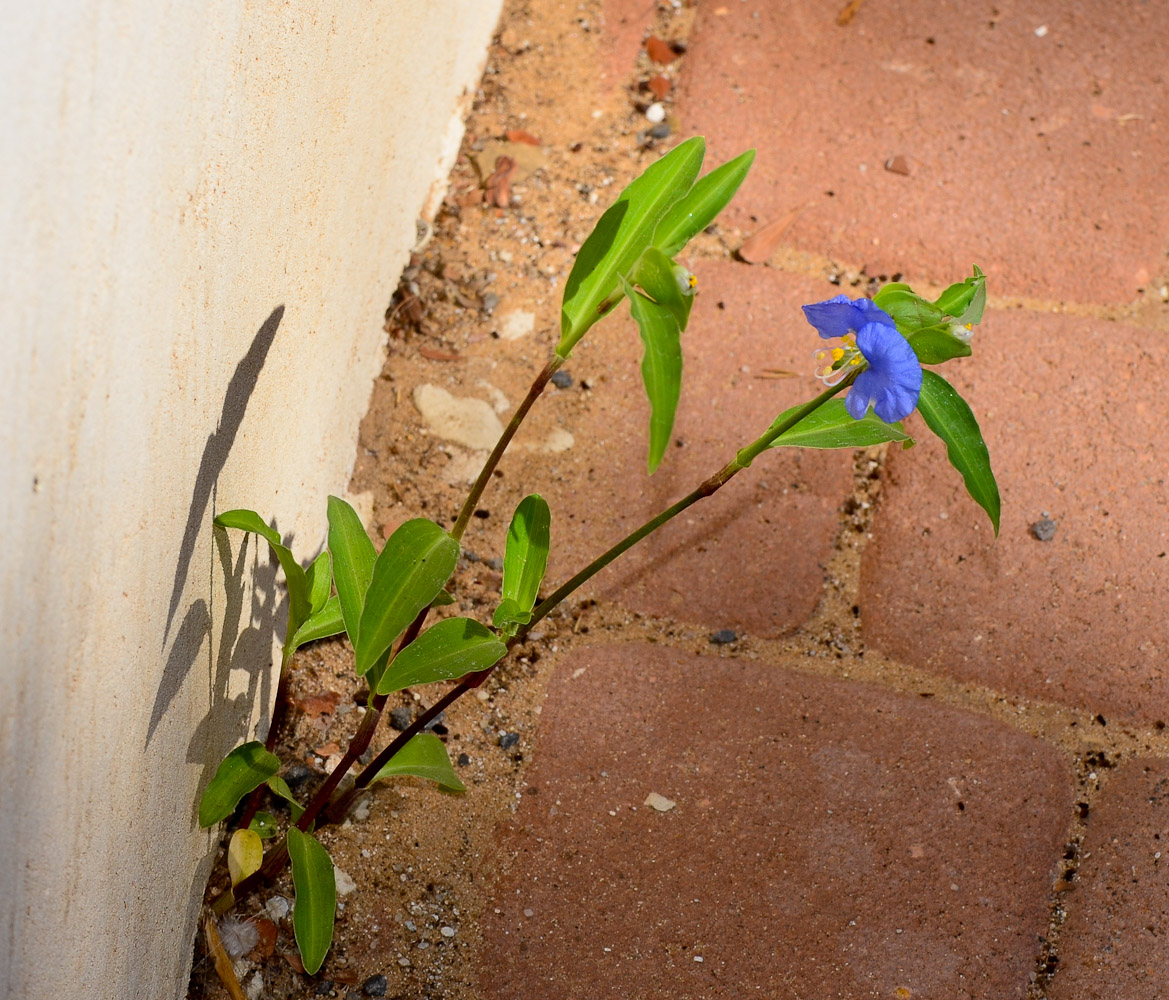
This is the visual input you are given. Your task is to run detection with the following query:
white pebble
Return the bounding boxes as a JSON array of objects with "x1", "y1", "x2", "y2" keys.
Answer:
[
  {"x1": 264, "y1": 896, "x2": 290, "y2": 921},
  {"x1": 693, "y1": 955, "x2": 704, "y2": 963},
  {"x1": 645, "y1": 103, "x2": 666, "y2": 123},
  {"x1": 440, "y1": 925, "x2": 457, "y2": 938},
  {"x1": 1034, "y1": 24, "x2": 1048, "y2": 36}
]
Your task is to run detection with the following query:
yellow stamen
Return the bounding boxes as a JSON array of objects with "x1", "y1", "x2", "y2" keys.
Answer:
[
  {"x1": 831, "y1": 347, "x2": 845, "y2": 362},
  {"x1": 849, "y1": 356, "x2": 861, "y2": 365},
  {"x1": 688, "y1": 275, "x2": 698, "y2": 289}
]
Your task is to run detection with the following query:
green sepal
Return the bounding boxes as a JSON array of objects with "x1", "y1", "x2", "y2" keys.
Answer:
[
  {"x1": 768, "y1": 398, "x2": 914, "y2": 450},
  {"x1": 287, "y1": 827, "x2": 336, "y2": 975},
  {"x1": 375, "y1": 617, "x2": 507, "y2": 695},
  {"x1": 620, "y1": 275, "x2": 683, "y2": 474},
  {"x1": 917, "y1": 370, "x2": 1001, "y2": 535},
  {"x1": 198, "y1": 741, "x2": 282, "y2": 828},
  {"x1": 559, "y1": 137, "x2": 705, "y2": 356},
  {"x1": 369, "y1": 733, "x2": 466, "y2": 793}
]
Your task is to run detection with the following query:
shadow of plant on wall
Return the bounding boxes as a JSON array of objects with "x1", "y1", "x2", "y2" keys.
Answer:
[
  {"x1": 195, "y1": 139, "x2": 998, "y2": 978},
  {"x1": 148, "y1": 306, "x2": 285, "y2": 749}
]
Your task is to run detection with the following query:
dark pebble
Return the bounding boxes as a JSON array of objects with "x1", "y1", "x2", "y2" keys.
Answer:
[
  {"x1": 499, "y1": 732, "x2": 520, "y2": 750},
  {"x1": 709, "y1": 629, "x2": 737, "y2": 645},
  {"x1": 362, "y1": 973, "x2": 388, "y2": 997},
  {"x1": 481, "y1": 292, "x2": 499, "y2": 314},
  {"x1": 315, "y1": 981, "x2": 335, "y2": 995},
  {"x1": 424, "y1": 711, "x2": 446, "y2": 732},
  {"x1": 389, "y1": 706, "x2": 412, "y2": 731},
  {"x1": 550, "y1": 369, "x2": 574, "y2": 389},
  {"x1": 284, "y1": 763, "x2": 313, "y2": 789},
  {"x1": 457, "y1": 752, "x2": 470, "y2": 766},
  {"x1": 1030, "y1": 517, "x2": 1056, "y2": 541},
  {"x1": 649, "y1": 122, "x2": 671, "y2": 139},
  {"x1": 485, "y1": 556, "x2": 504, "y2": 571}
]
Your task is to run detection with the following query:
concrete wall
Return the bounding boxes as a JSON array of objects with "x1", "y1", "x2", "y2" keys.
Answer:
[{"x1": 0, "y1": 3, "x2": 501, "y2": 997}]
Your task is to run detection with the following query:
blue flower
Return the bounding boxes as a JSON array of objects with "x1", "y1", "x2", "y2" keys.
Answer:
[{"x1": 802, "y1": 295, "x2": 922, "y2": 423}]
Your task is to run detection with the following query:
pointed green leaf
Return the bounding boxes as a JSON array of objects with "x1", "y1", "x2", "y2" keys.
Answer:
[
  {"x1": 377, "y1": 617, "x2": 507, "y2": 695},
  {"x1": 655, "y1": 148, "x2": 755, "y2": 256},
  {"x1": 249, "y1": 812, "x2": 278, "y2": 839},
  {"x1": 326, "y1": 496, "x2": 378, "y2": 649},
  {"x1": 354, "y1": 519, "x2": 459, "y2": 676},
  {"x1": 266, "y1": 775, "x2": 305, "y2": 822},
  {"x1": 621, "y1": 276, "x2": 683, "y2": 474},
  {"x1": 199, "y1": 741, "x2": 282, "y2": 827},
  {"x1": 492, "y1": 596, "x2": 533, "y2": 633},
  {"x1": 935, "y1": 264, "x2": 987, "y2": 324},
  {"x1": 872, "y1": 284, "x2": 974, "y2": 365},
  {"x1": 631, "y1": 246, "x2": 694, "y2": 330},
  {"x1": 501, "y1": 495, "x2": 551, "y2": 617},
  {"x1": 213, "y1": 509, "x2": 311, "y2": 633},
  {"x1": 287, "y1": 827, "x2": 336, "y2": 975},
  {"x1": 432, "y1": 589, "x2": 456, "y2": 607},
  {"x1": 305, "y1": 550, "x2": 332, "y2": 615},
  {"x1": 288, "y1": 595, "x2": 345, "y2": 653},
  {"x1": 768, "y1": 398, "x2": 914, "y2": 449},
  {"x1": 905, "y1": 328, "x2": 973, "y2": 365},
  {"x1": 559, "y1": 137, "x2": 705, "y2": 356},
  {"x1": 917, "y1": 370, "x2": 1000, "y2": 535},
  {"x1": 369, "y1": 733, "x2": 466, "y2": 792}
]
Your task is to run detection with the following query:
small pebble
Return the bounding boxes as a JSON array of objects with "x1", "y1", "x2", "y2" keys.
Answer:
[
  {"x1": 440, "y1": 926, "x2": 457, "y2": 938},
  {"x1": 265, "y1": 896, "x2": 291, "y2": 921},
  {"x1": 389, "y1": 706, "x2": 412, "y2": 731},
  {"x1": 550, "y1": 369, "x2": 574, "y2": 389},
  {"x1": 709, "y1": 629, "x2": 737, "y2": 645},
  {"x1": 485, "y1": 556, "x2": 504, "y2": 571},
  {"x1": 1030, "y1": 517, "x2": 1056, "y2": 542},
  {"x1": 362, "y1": 974, "x2": 387, "y2": 997},
  {"x1": 397, "y1": 956, "x2": 411, "y2": 967},
  {"x1": 316, "y1": 980, "x2": 335, "y2": 995},
  {"x1": 523, "y1": 908, "x2": 535, "y2": 917},
  {"x1": 649, "y1": 122, "x2": 671, "y2": 139},
  {"x1": 481, "y1": 292, "x2": 500, "y2": 314},
  {"x1": 457, "y1": 753, "x2": 471, "y2": 766},
  {"x1": 284, "y1": 763, "x2": 313, "y2": 789},
  {"x1": 499, "y1": 732, "x2": 520, "y2": 750},
  {"x1": 645, "y1": 102, "x2": 666, "y2": 123}
]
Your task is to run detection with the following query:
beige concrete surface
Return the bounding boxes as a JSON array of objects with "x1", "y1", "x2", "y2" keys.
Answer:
[{"x1": 0, "y1": 3, "x2": 501, "y2": 997}]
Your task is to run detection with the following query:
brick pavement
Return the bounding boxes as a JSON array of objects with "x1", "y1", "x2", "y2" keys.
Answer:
[{"x1": 477, "y1": 1, "x2": 1169, "y2": 996}]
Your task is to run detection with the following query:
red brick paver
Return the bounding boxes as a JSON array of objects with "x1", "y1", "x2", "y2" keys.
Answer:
[
  {"x1": 480, "y1": 644, "x2": 1073, "y2": 999},
  {"x1": 1048, "y1": 759, "x2": 1169, "y2": 1000},
  {"x1": 674, "y1": 0, "x2": 1169, "y2": 304},
  {"x1": 861, "y1": 310, "x2": 1169, "y2": 722},
  {"x1": 539, "y1": 263, "x2": 853, "y2": 637}
]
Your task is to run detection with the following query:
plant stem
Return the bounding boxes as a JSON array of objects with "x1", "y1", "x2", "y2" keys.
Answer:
[
  {"x1": 518, "y1": 380, "x2": 848, "y2": 636},
  {"x1": 450, "y1": 354, "x2": 563, "y2": 541}
]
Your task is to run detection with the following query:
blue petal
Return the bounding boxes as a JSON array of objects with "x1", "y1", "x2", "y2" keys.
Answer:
[
  {"x1": 802, "y1": 295, "x2": 896, "y2": 339},
  {"x1": 801, "y1": 295, "x2": 858, "y2": 339},
  {"x1": 847, "y1": 322, "x2": 922, "y2": 422}
]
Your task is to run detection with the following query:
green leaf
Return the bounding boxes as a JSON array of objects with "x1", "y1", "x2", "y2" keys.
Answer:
[
  {"x1": 377, "y1": 617, "x2": 507, "y2": 695},
  {"x1": 768, "y1": 399, "x2": 914, "y2": 449},
  {"x1": 305, "y1": 550, "x2": 332, "y2": 615},
  {"x1": 199, "y1": 742, "x2": 282, "y2": 827},
  {"x1": 214, "y1": 509, "x2": 311, "y2": 634},
  {"x1": 369, "y1": 733, "x2": 466, "y2": 793},
  {"x1": 354, "y1": 519, "x2": 459, "y2": 676},
  {"x1": 500, "y1": 495, "x2": 551, "y2": 618},
  {"x1": 249, "y1": 812, "x2": 278, "y2": 839},
  {"x1": 266, "y1": 775, "x2": 305, "y2": 822},
  {"x1": 917, "y1": 370, "x2": 1000, "y2": 535},
  {"x1": 872, "y1": 284, "x2": 973, "y2": 365},
  {"x1": 621, "y1": 275, "x2": 683, "y2": 474},
  {"x1": 432, "y1": 589, "x2": 456, "y2": 607},
  {"x1": 631, "y1": 246, "x2": 694, "y2": 330},
  {"x1": 287, "y1": 827, "x2": 336, "y2": 975},
  {"x1": 228, "y1": 828, "x2": 264, "y2": 886},
  {"x1": 326, "y1": 496, "x2": 378, "y2": 649},
  {"x1": 288, "y1": 596, "x2": 345, "y2": 653},
  {"x1": 492, "y1": 596, "x2": 533, "y2": 632},
  {"x1": 935, "y1": 264, "x2": 987, "y2": 324},
  {"x1": 558, "y1": 137, "x2": 705, "y2": 356},
  {"x1": 654, "y1": 148, "x2": 755, "y2": 256}
]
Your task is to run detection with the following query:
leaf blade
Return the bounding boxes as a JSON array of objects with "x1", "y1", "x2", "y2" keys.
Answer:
[
  {"x1": 305, "y1": 550, "x2": 332, "y2": 615},
  {"x1": 199, "y1": 742, "x2": 282, "y2": 828},
  {"x1": 917, "y1": 370, "x2": 1001, "y2": 535},
  {"x1": 621, "y1": 276, "x2": 683, "y2": 474},
  {"x1": 768, "y1": 398, "x2": 914, "y2": 449},
  {"x1": 558, "y1": 137, "x2": 705, "y2": 356},
  {"x1": 287, "y1": 827, "x2": 336, "y2": 975},
  {"x1": 288, "y1": 595, "x2": 345, "y2": 653},
  {"x1": 213, "y1": 509, "x2": 311, "y2": 632},
  {"x1": 376, "y1": 617, "x2": 507, "y2": 695},
  {"x1": 354, "y1": 519, "x2": 459, "y2": 676},
  {"x1": 326, "y1": 496, "x2": 378, "y2": 650},
  {"x1": 369, "y1": 733, "x2": 466, "y2": 792},
  {"x1": 654, "y1": 148, "x2": 755, "y2": 256},
  {"x1": 500, "y1": 495, "x2": 551, "y2": 617},
  {"x1": 227, "y1": 828, "x2": 264, "y2": 886}
]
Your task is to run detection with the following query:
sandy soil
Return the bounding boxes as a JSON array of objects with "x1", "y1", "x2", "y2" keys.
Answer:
[{"x1": 187, "y1": 2, "x2": 901, "y2": 998}]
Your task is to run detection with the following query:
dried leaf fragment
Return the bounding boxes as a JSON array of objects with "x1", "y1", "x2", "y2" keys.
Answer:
[
  {"x1": 644, "y1": 792, "x2": 677, "y2": 812},
  {"x1": 736, "y1": 206, "x2": 805, "y2": 263}
]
